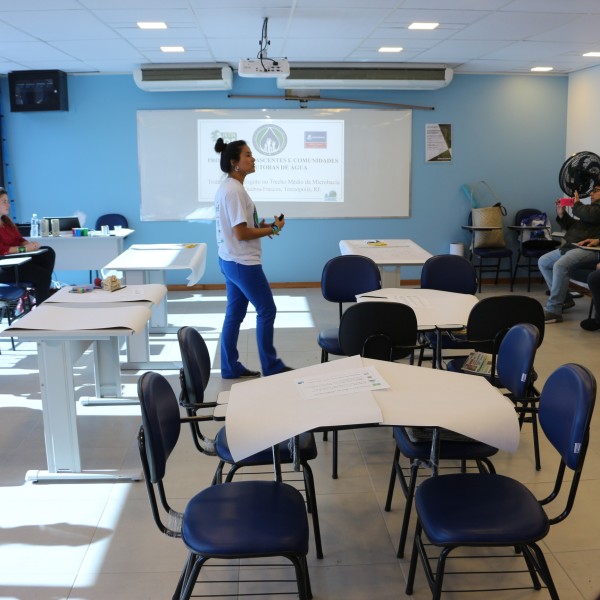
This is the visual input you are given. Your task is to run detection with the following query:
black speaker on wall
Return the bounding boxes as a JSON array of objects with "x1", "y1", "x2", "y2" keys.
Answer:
[{"x1": 8, "y1": 69, "x2": 68, "y2": 112}]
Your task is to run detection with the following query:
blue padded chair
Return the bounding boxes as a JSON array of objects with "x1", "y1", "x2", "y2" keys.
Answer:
[
  {"x1": 496, "y1": 322, "x2": 542, "y2": 470},
  {"x1": 420, "y1": 254, "x2": 478, "y2": 295},
  {"x1": 511, "y1": 208, "x2": 560, "y2": 291},
  {"x1": 137, "y1": 371, "x2": 312, "y2": 600},
  {"x1": 177, "y1": 326, "x2": 323, "y2": 559},
  {"x1": 91, "y1": 213, "x2": 129, "y2": 281},
  {"x1": 94, "y1": 213, "x2": 128, "y2": 230},
  {"x1": 467, "y1": 212, "x2": 513, "y2": 293},
  {"x1": 419, "y1": 254, "x2": 478, "y2": 368},
  {"x1": 317, "y1": 255, "x2": 381, "y2": 363},
  {"x1": 384, "y1": 323, "x2": 538, "y2": 558},
  {"x1": 406, "y1": 363, "x2": 596, "y2": 600},
  {"x1": 0, "y1": 283, "x2": 30, "y2": 351}
]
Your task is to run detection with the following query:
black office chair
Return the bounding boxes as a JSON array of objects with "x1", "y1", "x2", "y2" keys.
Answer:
[
  {"x1": 177, "y1": 326, "x2": 323, "y2": 559},
  {"x1": 327, "y1": 301, "x2": 425, "y2": 480},
  {"x1": 317, "y1": 255, "x2": 381, "y2": 363},
  {"x1": 137, "y1": 371, "x2": 312, "y2": 600},
  {"x1": 443, "y1": 295, "x2": 545, "y2": 383},
  {"x1": 511, "y1": 208, "x2": 560, "y2": 291},
  {"x1": 406, "y1": 362, "x2": 596, "y2": 600},
  {"x1": 419, "y1": 254, "x2": 478, "y2": 368},
  {"x1": 467, "y1": 211, "x2": 513, "y2": 293},
  {"x1": 383, "y1": 323, "x2": 539, "y2": 558}
]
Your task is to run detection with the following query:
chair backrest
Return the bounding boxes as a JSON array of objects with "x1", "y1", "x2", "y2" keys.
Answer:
[
  {"x1": 539, "y1": 364, "x2": 596, "y2": 472},
  {"x1": 466, "y1": 295, "x2": 545, "y2": 353},
  {"x1": 137, "y1": 371, "x2": 182, "y2": 483},
  {"x1": 338, "y1": 301, "x2": 418, "y2": 361},
  {"x1": 496, "y1": 323, "x2": 540, "y2": 397},
  {"x1": 514, "y1": 208, "x2": 543, "y2": 226},
  {"x1": 321, "y1": 255, "x2": 381, "y2": 305},
  {"x1": 177, "y1": 326, "x2": 211, "y2": 408},
  {"x1": 95, "y1": 213, "x2": 128, "y2": 230},
  {"x1": 420, "y1": 254, "x2": 477, "y2": 294}
]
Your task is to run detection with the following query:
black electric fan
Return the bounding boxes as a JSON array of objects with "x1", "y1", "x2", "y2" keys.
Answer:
[{"x1": 558, "y1": 151, "x2": 600, "y2": 197}]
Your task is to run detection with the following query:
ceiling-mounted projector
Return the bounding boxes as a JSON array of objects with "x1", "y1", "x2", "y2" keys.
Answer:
[{"x1": 238, "y1": 58, "x2": 290, "y2": 78}]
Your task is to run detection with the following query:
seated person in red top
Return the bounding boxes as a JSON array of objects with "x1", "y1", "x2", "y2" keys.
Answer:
[{"x1": 0, "y1": 188, "x2": 56, "y2": 303}]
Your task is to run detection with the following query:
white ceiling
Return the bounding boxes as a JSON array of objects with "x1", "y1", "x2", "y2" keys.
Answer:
[{"x1": 1, "y1": 0, "x2": 600, "y2": 76}]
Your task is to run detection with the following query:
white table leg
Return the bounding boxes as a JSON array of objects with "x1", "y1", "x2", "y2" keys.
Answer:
[
  {"x1": 119, "y1": 269, "x2": 182, "y2": 370},
  {"x1": 27, "y1": 338, "x2": 142, "y2": 482},
  {"x1": 36, "y1": 339, "x2": 86, "y2": 473},
  {"x1": 379, "y1": 265, "x2": 401, "y2": 288},
  {"x1": 122, "y1": 269, "x2": 169, "y2": 331}
]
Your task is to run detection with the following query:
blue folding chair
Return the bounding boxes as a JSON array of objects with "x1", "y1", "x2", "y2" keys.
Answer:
[
  {"x1": 137, "y1": 371, "x2": 312, "y2": 600},
  {"x1": 317, "y1": 254, "x2": 381, "y2": 363},
  {"x1": 406, "y1": 362, "x2": 596, "y2": 600}
]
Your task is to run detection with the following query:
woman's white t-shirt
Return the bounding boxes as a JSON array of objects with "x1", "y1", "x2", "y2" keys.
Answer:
[{"x1": 215, "y1": 177, "x2": 262, "y2": 265}]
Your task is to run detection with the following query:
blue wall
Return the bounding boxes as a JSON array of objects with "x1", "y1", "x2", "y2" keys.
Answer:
[{"x1": 0, "y1": 73, "x2": 568, "y2": 285}]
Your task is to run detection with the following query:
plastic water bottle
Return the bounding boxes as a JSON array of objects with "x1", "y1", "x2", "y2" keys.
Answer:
[{"x1": 30, "y1": 213, "x2": 39, "y2": 237}]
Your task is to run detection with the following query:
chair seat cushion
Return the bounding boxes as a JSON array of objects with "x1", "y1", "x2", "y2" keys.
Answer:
[
  {"x1": 317, "y1": 327, "x2": 342, "y2": 355},
  {"x1": 424, "y1": 330, "x2": 472, "y2": 351},
  {"x1": 416, "y1": 473, "x2": 549, "y2": 546},
  {"x1": 0, "y1": 284, "x2": 26, "y2": 302},
  {"x1": 215, "y1": 428, "x2": 318, "y2": 464},
  {"x1": 473, "y1": 247, "x2": 512, "y2": 258},
  {"x1": 393, "y1": 426, "x2": 497, "y2": 460},
  {"x1": 182, "y1": 480, "x2": 309, "y2": 556}
]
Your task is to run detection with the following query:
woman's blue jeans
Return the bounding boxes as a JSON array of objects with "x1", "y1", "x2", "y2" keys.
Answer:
[{"x1": 219, "y1": 258, "x2": 285, "y2": 377}]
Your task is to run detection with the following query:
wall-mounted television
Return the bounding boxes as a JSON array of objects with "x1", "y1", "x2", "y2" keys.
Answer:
[{"x1": 8, "y1": 70, "x2": 68, "y2": 112}]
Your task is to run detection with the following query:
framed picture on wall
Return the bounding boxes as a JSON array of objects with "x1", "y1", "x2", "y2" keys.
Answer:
[{"x1": 426, "y1": 123, "x2": 452, "y2": 163}]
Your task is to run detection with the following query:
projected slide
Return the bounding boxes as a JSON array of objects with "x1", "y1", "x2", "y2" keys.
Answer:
[
  {"x1": 137, "y1": 109, "x2": 412, "y2": 220},
  {"x1": 198, "y1": 119, "x2": 344, "y2": 204}
]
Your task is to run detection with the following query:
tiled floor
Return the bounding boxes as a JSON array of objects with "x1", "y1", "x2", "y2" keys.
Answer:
[{"x1": 1, "y1": 283, "x2": 600, "y2": 599}]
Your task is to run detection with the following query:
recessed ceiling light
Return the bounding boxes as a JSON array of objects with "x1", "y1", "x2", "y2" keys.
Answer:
[
  {"x1": 160, "y1": 46, "x2": 185, "y2": 53},
  {"x1": 583, "y1": 51, "x2": 600, "y2": 57},
  {"x1": 137, "y1": 22, "x2": 167, "y2": 30},
  {"x1": 409, "y1": 22, "x2": 439, "y2": 30},
  {"x1": 531, "y1": 67, "x2": 553, "y2": 72},
  {"x1": 379, "y1": 47, "x2": 403, "y2": 53}
]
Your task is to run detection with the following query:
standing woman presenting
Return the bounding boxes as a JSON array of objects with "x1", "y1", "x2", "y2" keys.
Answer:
[{"x1": 214, "y1": 138, "x2": 291, "y2": 379}]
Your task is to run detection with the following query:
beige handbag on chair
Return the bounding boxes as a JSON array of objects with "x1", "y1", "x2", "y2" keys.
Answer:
[{"x1": 471, "y1": 203, "x2": 507, "y2": 248}]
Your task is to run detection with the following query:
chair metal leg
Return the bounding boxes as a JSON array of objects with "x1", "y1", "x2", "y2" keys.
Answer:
[
  {"x1": 384, "y1": 446, "x2": 401, "y2": 511},
  {"x1": 397, "y1": 461, "x2": 420, "y2": 558},
  {"x1": 302, "y1": 460, "x2": 324, "y2": 559},
  {"x1": 331, "y1": 430, "x2": 339, "y2": 479}
]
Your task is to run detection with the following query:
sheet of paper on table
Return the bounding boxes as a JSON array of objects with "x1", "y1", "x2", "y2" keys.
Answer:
[
  {"x1": 46, "y1": 284, "x2": 166, "y2": 305},
  {"x1": 295, "y1": 366, "x2": 390, "y2": 401},
  {"x1": 226, "y1": 356, "x2": 384, "y2": 462},
  {"x1": 5, "y1": 303, "x2": 151, "y2": 333}
]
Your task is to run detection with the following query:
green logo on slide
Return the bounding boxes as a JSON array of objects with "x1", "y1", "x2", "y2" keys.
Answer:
[{"x1": 253, "y1": 125, "x2": 287, "y2": 156}]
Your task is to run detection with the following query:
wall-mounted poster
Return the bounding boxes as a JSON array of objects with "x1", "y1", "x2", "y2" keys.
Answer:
[{"x1": 426, "y1": 123, "x2": 452, "y2": 163}]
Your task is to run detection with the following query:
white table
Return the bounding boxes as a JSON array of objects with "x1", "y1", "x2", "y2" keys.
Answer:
[
  {"x1": 225, "y1": 355, "x2": 520, "y2": 464},
  {"x1": 45, "y1": 284, "x2": 169, "y2": 371},
  {"x1": 30, "y1": 228, "x2": 134, "y2": 270},
  {"x1": 357, "y1": 287, "x2": 478, "y2": 368},
  {"x1": 1, "y1": 302, "x2": 152, "y2": 482},
  {"x1": 356, "y1": 288, "x2": 477, "y2": 331},
  {"x1": 339, "y1": 239, "x2": 432, "y2": 287},
  {"x1": 103, "y1": 243, "x2": 207, "y2": 333}
]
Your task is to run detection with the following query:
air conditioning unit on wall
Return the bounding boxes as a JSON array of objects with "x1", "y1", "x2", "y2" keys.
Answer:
[
  {"x1": 277, "y1": 63, "x2": 453, "y2": 91},
  {"x1": 133, "y1": 63, "x2": 233, "y2": 91}
]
